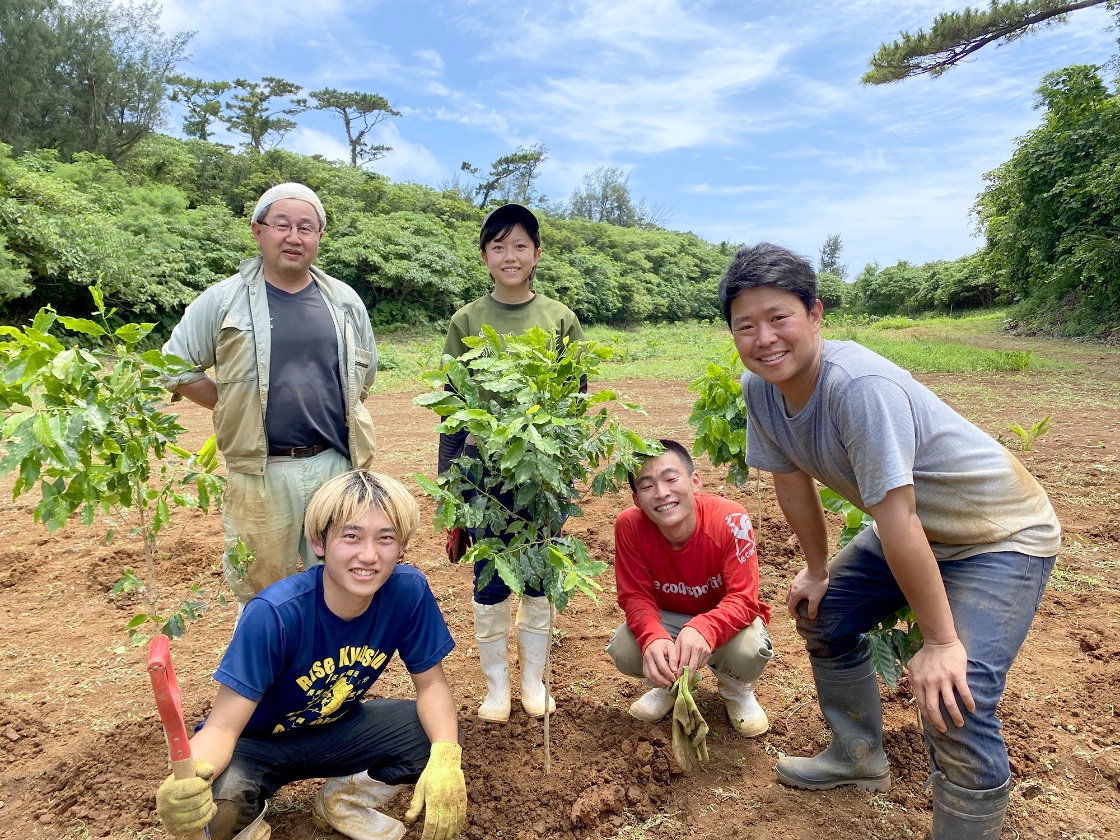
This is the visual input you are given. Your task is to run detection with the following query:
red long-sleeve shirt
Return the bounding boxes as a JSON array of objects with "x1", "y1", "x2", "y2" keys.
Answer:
[{"x1": 614, "y1": 493, "x2": 771, "y2": 654}]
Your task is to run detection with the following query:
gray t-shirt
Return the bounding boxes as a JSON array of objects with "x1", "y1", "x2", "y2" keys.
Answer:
[
  {"x1": 264, "y1": 280, "x2": 349, "y2": 458},
  {"x1": 744, "y1": 340, "x2": 1060, "y2": 560}
]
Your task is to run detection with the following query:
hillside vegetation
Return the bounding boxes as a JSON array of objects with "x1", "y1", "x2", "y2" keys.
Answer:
[{"x1": 1, "y1": 1, "x2": 1118, "y2": 336}]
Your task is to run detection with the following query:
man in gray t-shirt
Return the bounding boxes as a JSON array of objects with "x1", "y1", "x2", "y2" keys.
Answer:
[
  {"x1": 717, "y1": 243, "x2": 1058, "y2": 840},
  {"x1": 163, "y1": 183, "x2": 378, "y2": 605}
]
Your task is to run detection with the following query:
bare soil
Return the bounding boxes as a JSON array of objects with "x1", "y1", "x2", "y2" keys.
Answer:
[{"x1": 1, "y1": 370, "x2": 1118, "y2": 840}]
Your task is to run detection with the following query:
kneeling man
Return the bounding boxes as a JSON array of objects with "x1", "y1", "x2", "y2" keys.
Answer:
[
  {"x1": 607, "y1": 440, "x2": 773, "y2": 736},
  {"x1": 154, "y1": 471, "x2": 466, "y2": 840},
  {"x1": 722, "y1": 243, "x2": 1060, "y2": 839}
]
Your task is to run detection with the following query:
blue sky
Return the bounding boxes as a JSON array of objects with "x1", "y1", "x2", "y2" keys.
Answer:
[{"x1": 160, "y1": 0, "x2": 1118, "y2": 274}]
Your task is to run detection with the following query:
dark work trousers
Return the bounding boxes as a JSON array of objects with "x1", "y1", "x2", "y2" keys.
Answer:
[
  {"x1": 207, "y1": 699, "x2": 430, "y2": 840},
  {"x1": 462, "y1": 443, "x2": 546, "y2": 605}
]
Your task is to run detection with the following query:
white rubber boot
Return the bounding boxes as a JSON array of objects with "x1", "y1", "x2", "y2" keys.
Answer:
[
  {"x1": 230, "y1": 804, "x2": 271, "y2": 840},
  {"x1": 628, "y1": 681, "x2": 675, "y2": 722},
  {"x1": 473, "y1": 598, "x2": 512, "y2": 723},
  {"x1": 516, "y1": 595, "x2": 556, "y2": 717},
  {"x1": 715, "y1": 671, "x2": 769, "y2": 737},
  {"x1": 311, "y1": 772, "x2": 406, "y2": 840}
]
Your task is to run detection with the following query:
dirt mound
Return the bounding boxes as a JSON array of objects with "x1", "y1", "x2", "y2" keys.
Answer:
[
  {"x1": 457, "y1": 709, "x2": 673, "y2": 839},
  {"x1": 2, "y1": 378, "x2": 1120, "y2": 838}
]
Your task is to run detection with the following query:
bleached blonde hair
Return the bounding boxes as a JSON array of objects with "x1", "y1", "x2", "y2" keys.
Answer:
[{"x1": 304, "y1": 470, "x2": 420, "y2": 548}]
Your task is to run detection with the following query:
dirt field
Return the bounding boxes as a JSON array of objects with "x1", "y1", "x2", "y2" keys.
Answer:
[{"x1": 1, "y1": 353, "x2": 1119, "y2": 840}]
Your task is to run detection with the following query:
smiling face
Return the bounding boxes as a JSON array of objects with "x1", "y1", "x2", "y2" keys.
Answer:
[
  {"x1": 251, "y1": 197, "x2": 323, "y2": 284},
  {"x1": 481, "y1": 222, "x2": 541, "y2": 303},
  {"x1": 729, "y1": 285, "x2": 825, "y2": 414},
  {"x1": 311, "y1": 506, "x2": 404, "y2": 620},
  {"x1": 632, "y1": 451, "x2": 703, "y2": 547}
]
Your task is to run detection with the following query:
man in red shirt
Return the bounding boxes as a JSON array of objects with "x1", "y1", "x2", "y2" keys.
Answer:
[{"x1": 607, "y1": 439, "x2": 774, "y2": 736}]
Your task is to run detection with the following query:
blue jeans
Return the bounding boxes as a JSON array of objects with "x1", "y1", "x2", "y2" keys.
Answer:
[{"x1": 797, "y1": 527, "x2": 1054, "y2": 790}]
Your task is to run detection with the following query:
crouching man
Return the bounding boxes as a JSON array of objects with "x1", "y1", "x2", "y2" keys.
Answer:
[
  {"x1": 606, "y1": 440, "x2": 774, "y2": 736},
  {"x1": 154, "y1": 471, "x2": 467, "y2": 840},
  {"x1": 721, "y1": 244, "x2": 1060, "y2": 839}
]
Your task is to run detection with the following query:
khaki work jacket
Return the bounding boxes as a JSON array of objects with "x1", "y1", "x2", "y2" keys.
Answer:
[{"x1": 161, "y1": 257, "x2": 377, "y2": 475}]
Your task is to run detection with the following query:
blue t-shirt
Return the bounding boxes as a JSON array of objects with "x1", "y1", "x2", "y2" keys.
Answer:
[{"x1": 214, "y1": 564, "x2": 454, "y2": 736}]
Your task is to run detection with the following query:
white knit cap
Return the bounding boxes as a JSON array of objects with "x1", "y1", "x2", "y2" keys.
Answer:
[{"x1": 251, "y1": 183, "x2": 326, "y2": 231}]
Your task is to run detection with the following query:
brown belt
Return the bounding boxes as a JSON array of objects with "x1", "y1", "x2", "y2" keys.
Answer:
[{"x1": 269, "y1": 442, "x2": 332, "y2": 458}]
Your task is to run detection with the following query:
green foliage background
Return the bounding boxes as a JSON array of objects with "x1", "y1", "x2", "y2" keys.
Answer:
[{"x1": 0, "y1": 135, "x2": 730, "y2": 333}]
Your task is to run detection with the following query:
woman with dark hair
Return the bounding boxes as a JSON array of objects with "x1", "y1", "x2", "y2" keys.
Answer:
[{"x1": 437, "y1": 204, "x2": 583, "y2": 725}]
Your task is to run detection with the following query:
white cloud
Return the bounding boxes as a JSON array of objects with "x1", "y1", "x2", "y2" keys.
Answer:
[
  {"x1": 450, "y1": 0, "x2": 806, "y2": 152},
  {"x1": 284, "y1": 127, "x2": 352, "y2": 163},
  {"x1": 685, "y1": 184, "x2": 767, "y2": 195},
  {"x1": 414, "y1": 49, "x2": 446, "y2": 77},
  {"x1": 364, "y1": 123, "x2": 449, "y2": 184},
  {"x1": 161, "y1": 0, "x2": 349, "y2": 47}
]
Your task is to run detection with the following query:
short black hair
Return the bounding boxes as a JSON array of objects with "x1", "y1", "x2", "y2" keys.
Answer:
[
  {"x1": 479, "y1": 203, "x2": 541, "y2": 251},
  {"x1": 627, "y1": 439, "x2": 695, "y2": 492},
  {"x1": 718, "y1": 243, "x2": 817, "y2": 327}
]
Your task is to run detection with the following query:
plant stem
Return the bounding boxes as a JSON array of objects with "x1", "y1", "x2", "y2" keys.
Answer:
[
  {"x1": 544, "y1": 601, "x2": 553, "y2": 776},
  {"x1": 137, "y1": 488, "x2": 158, "y2": 612}
]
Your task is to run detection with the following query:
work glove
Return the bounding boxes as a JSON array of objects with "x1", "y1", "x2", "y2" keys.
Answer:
[
  {"x1": 405, "y1": 741, "x2": 467, "y2": 840},
  {"x1": 155, "y1": 760, "x2": 217, "y2": 836},
  {"x1": 670, "y1": 668, "x2": 709, "y2": 773},
  {"x1": 446, "y1": 528, "x2": 471, "y2": 564}
]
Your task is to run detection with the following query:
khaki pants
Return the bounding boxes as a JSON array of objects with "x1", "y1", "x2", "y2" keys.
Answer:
[
  {"x1": 607, "y1": 611, "x2": 773, "y2": 684},
  {"x1": 222, "y1": 448, "x2": 351, "y2": 604}
]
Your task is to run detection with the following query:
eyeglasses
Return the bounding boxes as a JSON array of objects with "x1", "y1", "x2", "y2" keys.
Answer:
[{"x1": 258, "y1": 221, "x2": 320, "y2": 238}]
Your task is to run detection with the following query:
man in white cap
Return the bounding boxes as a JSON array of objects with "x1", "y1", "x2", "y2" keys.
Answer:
[{"x1": 162, "y1": 183, "x2": 378, "y2": 606}]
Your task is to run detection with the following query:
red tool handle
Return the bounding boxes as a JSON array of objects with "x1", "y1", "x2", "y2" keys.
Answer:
[
  {"x1": 148, "y1": 633, "x2": 192, "y2": 762},
  {"x1": 148, "y1": 634, "x2": 208, "y2": 840}
]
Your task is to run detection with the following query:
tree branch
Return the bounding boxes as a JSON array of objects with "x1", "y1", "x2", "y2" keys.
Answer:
[{"x1": 863, "y1": 0, "x2": 1111, "y2": 84}]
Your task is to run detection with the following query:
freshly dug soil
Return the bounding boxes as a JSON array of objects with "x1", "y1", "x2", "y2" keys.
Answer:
[{"x1": 1, "y1": 372, "x2": 1118, "y2": 839}]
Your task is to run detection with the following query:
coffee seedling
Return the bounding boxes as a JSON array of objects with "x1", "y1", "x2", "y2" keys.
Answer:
[
  {"x1": 1007, "y1": 415, "x2": 1053, "y2": 451},
  {"x1": 414, "y1": 326, "x2": 658, "y2": 772},
  {"x1": 0, "y1": 285, "x2": 224, "y2": 645}
]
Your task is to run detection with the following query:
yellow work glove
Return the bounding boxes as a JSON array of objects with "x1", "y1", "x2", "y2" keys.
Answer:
[
  {"x1": 670, "y1": 668, "x2": 710, "y2": 773},
  {"x1": 405, "y1": 741, "x2": 467, "y2": 840},
  {"x1": 155, "y1": 760, "x2": 217, "y2": 836}
]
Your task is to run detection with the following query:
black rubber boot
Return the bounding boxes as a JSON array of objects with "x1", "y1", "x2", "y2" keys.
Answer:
[
  {"x1": 931, "y1": 773, "x2": 1010, "y2": 839},
  {"x1": 775, "y1": 653, "x2": 890, "y2": 791}
]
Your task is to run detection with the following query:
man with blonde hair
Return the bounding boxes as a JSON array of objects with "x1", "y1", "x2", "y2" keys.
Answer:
[
  {"x1": 162, "y1": 183, "x2": 378, "y2": 605},
  {"x1": 153, "y1": 471, "x2": 467, "y2": 840}
]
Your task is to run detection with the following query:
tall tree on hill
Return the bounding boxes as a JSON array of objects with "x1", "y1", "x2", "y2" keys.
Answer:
[
  {"x1": 863, "y1": 0, "x2": 1118, "y2": 84},
  {"x1": 570, "y1": 166, "x2": 639, "y2": 226},
  {"x1": 567, "y1": 166, "x2": 673, "y2": 229},
  {"x1": 0, "y1": 0, "x2": 190, "y2": 159},
  {"x1": 310, "y1": 89, "x2": 400, "y2": 167},
  {"x1": 168, "y1": 76, "x2": 231, "y2": 142},
  {"x1": 461, "y1": 144, "x2": 548, "y2": 207},
  {"x1": 222, "y1": 77, "x2": 307, "y2": 154},
  {"x1": 818, "y1": 233, "x2": 848, "y2": 281}
]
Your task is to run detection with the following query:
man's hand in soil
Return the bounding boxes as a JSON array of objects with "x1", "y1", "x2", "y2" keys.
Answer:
[
  {"x1": 155, "y1": 760, "x2": 217, "y2": 836},
  {"x1": 404, "y1": 741, "x2": 467, "y2": 840},
  {"x1": 670, "y1": 668, "x2": 709, "y2": 772},
  {"x1": 907, "y1": 637, "x2": 975, "y2": 733},
  {"x1": 674, "y1": 626, "x2": 712, "y2": 678},
  {"x1": 642, "y1": 638, "x2": 679, "y2": 687}
]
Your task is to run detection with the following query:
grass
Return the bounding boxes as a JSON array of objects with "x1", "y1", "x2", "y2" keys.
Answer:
[
  {"x1": 370, "y1": 310, "x2": 1061, "y2": 394},
  {"x1": 822, "y1": 311, "x2": 1040, "y2": 373}
]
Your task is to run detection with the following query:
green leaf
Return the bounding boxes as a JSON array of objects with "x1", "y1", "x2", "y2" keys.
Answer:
[
  {"x1": 868, "y1": 632, "x2": 902, "y2": 690},
  {"x1": 57, "y1": 316, "x2": 107, "y2": 337},
  {"x1": 114, "y1": 323, "x2": 156, "y2": 345}
]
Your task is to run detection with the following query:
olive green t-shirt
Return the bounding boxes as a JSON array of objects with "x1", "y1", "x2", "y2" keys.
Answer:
[{"x1": 442, "y1": 293, "x2": 584, "y2": 359}]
